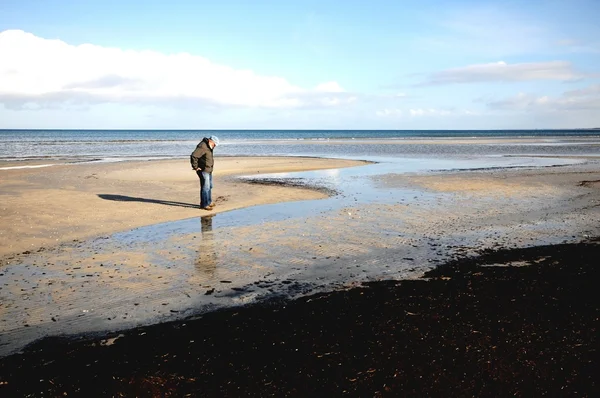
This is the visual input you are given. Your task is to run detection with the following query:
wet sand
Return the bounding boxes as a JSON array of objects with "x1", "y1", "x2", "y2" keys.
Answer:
[
  {"x1": 0, "y1": 239, "x2": 598, "y2": 396},
  {"x1": 0, "y1": 156, "x2": 368, "y2": 257}
]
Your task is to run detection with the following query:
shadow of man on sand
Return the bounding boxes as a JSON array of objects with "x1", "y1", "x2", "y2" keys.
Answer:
[{"x1": 98, "y1": 194, "x2": 198, "y2": 209}]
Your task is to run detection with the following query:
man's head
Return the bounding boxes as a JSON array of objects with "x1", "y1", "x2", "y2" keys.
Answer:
[{"x1": 208, "y1": 136, "x2": 220, "y2": 149}]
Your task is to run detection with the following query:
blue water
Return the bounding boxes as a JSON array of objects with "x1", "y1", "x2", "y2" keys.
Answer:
[{"x1": 1, "y1": 129, "x2": 599, "y2": 162}]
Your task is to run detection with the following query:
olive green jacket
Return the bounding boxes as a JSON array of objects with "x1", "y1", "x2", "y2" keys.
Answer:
[{"x1": 190, "y1": 138, "x2": 214, "y2": 172}]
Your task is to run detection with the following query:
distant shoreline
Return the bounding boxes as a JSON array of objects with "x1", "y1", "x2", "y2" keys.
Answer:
[
  {"x1": 2, "y1": 127, "x2": 600, "y2": 131},
  {"x1": 1, "y1": 135, "x2": 600, "y2": 166}
]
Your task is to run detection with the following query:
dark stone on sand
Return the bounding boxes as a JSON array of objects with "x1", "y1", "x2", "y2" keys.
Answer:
[{"x1": 0, "y1": 240, "x2": 598, "y2": 397}]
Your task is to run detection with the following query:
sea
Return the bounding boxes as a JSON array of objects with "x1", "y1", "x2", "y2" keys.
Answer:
[{"x1": 0, "y1": 129, "x2": 599, "y2": 166}]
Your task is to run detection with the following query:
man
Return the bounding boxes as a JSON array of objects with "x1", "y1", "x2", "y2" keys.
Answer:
[{"x1": 190, "y1": 136, "x2": 219, "y2": 210}]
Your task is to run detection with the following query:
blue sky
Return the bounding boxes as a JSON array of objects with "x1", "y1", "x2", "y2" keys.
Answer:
[{"x1": 0, "y1": 0, "x2": 599, "y2": 129}]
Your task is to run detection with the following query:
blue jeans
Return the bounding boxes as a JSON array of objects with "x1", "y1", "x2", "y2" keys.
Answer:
[{"x1": 197, "y1": 171, "x2": 213, "y2": 208}]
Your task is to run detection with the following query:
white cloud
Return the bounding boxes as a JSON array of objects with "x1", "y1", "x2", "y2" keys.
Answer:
[
  {"x1": 487, "y1": 84, "x2": 600, "y2": 112},
  {"x1": 420, "y1": 61, "x2": 586, "y2": 86},
  {"x1": 376, "y1": 108, "x2": 403, "y2": 117},
  {"x1": 409, "y1": 108, "x2": 452, "y2": 117},
  {"x1": 0, "y1": 30, "x2": 350, "y2": 110},
  {"x1": 376, "y1": 108, "x2": 476, "y2": 118},
  {"x1": 487, "y1": 93, "x2": 551, "y2": 110}
]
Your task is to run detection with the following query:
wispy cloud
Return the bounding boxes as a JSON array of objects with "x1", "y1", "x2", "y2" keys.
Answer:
[
  {"x1": 376, "y1": 108, "x2": 403, "y2": 117},
  {"x1": 0, "y1": 30, "x2": 352, "y2": 110},
  {"x1": 417, "y1": 6, "x2": 551, "y2": 57},
  {"x1": 419, "y1": 61, "x2": 587, "y2": 86},
  {"x1": 417, "y1": 5, "x2": 599, "y2": 57},
  {"x1": 376, "y1": 108, "x2": 476, "y2": 118},
  {"x1": 486, "y1": 84, "x2": 600, "y2": 112},
  {"x1": 564, "y1": 84, "x2": 600, "y2": 98},
  {"x1": 409, "y1": 108, "x2": 452, "y2": 117}
]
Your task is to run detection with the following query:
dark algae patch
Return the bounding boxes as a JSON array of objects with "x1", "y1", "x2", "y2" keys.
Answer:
[{"x1": 1, "y1": 240, "x2": 598, "y2": 397}]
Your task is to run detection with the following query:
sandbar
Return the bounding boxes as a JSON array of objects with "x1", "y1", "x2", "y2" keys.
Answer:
[{"x1": 0, "y1": 156, "x2": 368, "y2": 258}]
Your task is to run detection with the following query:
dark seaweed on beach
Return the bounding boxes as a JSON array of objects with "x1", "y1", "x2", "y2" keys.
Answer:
[
  {"x1": 0, "y1": 240, "x2": 598, "y2": 397},
  {"x1": 242, "y1": 177, "x2": 339, "y2": 196}
]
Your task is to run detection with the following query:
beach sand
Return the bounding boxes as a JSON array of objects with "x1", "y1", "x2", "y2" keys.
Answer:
[
  {"x1": 0, "y1": 156, "x2": 368, "y2": 258},
  {"x1": 1, "y1": 156, "x2": 599, "y2": 396}
]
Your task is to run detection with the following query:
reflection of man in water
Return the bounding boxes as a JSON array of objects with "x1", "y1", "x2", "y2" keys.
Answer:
[{"x1": 195, "y1": 215, "x2": 217, "y2": 276}]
